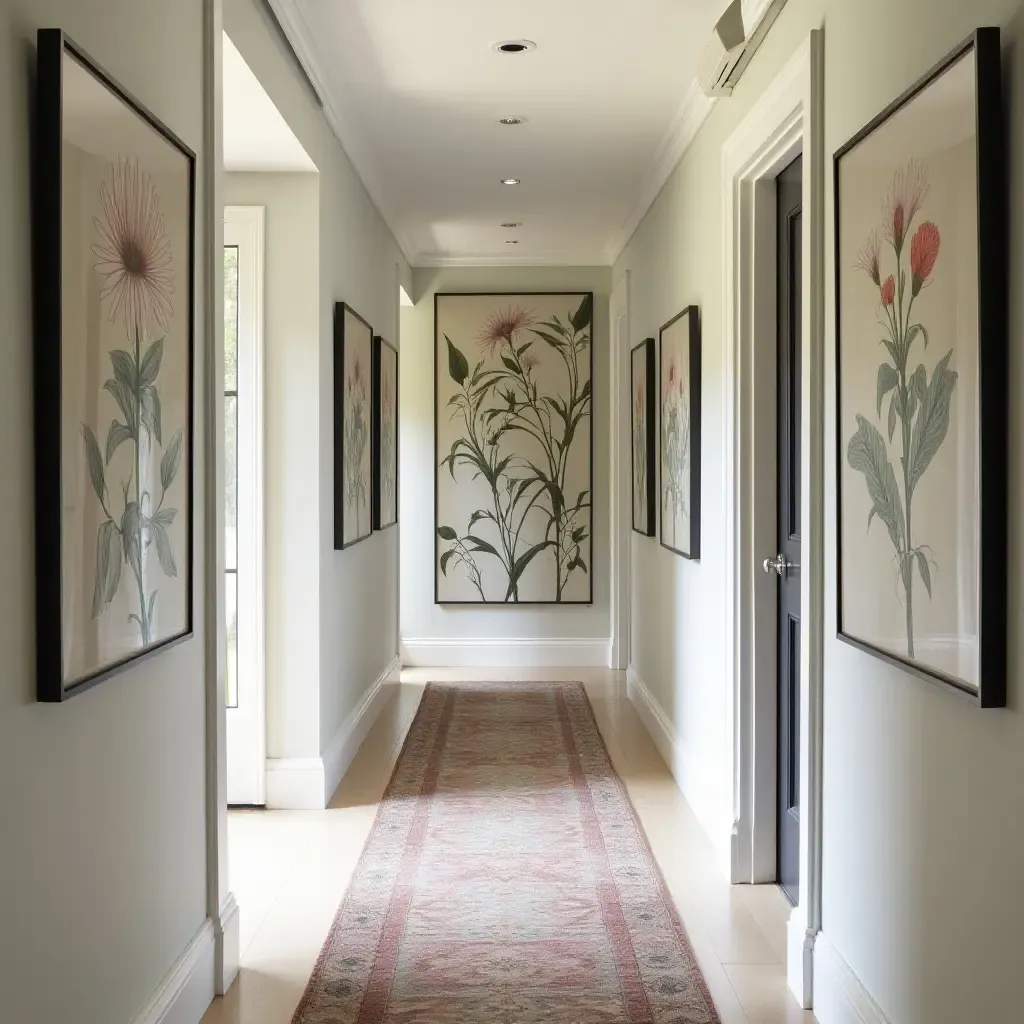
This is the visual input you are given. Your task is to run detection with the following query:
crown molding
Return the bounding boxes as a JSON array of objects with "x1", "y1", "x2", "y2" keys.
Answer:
[
  {"x1": 266, "y1": 0, "x2": 418, "y2": 266},
  {"x1": 602, "y1": 0, "x2": 781, "y2": 266},
  {"x1": 413, "y1": 250, "x2": 605, "y2": 268}
]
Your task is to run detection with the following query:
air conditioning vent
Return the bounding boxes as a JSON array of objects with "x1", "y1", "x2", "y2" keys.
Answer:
[{"x1": 697, "y1": 0, "x2": 789, "y2": 98}]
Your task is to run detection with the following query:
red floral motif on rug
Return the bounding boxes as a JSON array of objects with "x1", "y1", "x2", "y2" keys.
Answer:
[{"x1": 292, "y1": 682, "x2": 722, "y2": 1024}]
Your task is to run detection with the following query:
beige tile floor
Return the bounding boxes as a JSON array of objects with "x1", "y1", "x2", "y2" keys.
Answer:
[{"x1": 202, "y1": 668, "x2": 816, "y2": 1024}]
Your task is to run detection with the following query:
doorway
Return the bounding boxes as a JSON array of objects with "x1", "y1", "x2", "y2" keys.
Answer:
[
  {"x1": 774, "y1": 156, "x2": 802, "y2": 906},
  {"x1": 224, "y1": 205, "x2": 266, "y2": 807}
]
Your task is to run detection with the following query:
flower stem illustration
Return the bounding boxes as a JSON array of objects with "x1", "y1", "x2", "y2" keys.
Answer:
[
  {"x1": 438, "y1": 296, "x2": 592, "y2": 602},
  {"x1": 85, "y1": 157, "x2": 181, "y2": 645},
  {"x1": 848, "y1": 160, "x2": 956, "y2": 658}
]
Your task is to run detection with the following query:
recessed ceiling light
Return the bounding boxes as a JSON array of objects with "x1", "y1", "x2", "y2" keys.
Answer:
[
  {"x1": 501, "y1": 222, "x2": 522, "y2": 228},
  {"x1": 493, "y1": 39, "x2": 536, "y2": 54},
  {"x1": 506, "y1": 240, "x2": 519, "y2": 245},
  {"x1": 501, "y1": 177, "x2": 521, "y2": 186},
  {"x1": 498, "y1": 116, "x2": 525, "y2": 125}
]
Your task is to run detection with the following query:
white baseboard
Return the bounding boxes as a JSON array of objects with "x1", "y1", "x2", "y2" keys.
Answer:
[
  {"x1": 401, "y1": 637, "x2": 612, "y2": 668},
  {"x1": 813, "y1": 931, "x2": 891, "y2": 1024},
  {"x1": 787, "y1": 905, "x2": 816, "y2": 1009},
  {"x1": 626, "y1": 665, "x2": 731, "y2": 874},
  {"x1": 265, "y1": 654, "x2": 400, "y2": 809},
  {"x1": 215, "y1": 893, "x2": 240, "y2": 996},
  {"x1": 322, "y1": 654, "x2": 400, "y2": 801},
  {"x1": 131, "y1": 919, "x2": 215, "y2": 1024}
]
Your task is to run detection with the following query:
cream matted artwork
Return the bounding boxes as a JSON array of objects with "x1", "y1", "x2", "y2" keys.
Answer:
[
  {"x1": 35, "y1": 31, "x2": 195, "y2": 701},
  {"x1": 334, "y1": 303, "x2": 373, "y2": 549},
  {"x1": 835, "y1": 31, "x2": 1006, "y2": 705},
  {"x1": 435, "y1": 292, "x2": 593, "y2": 604}
]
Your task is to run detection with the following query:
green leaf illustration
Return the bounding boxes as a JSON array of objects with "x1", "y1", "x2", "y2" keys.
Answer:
[
  {"x1": 887, "y1": 392, "x2": 898, "y2": 442},
  {"x1": 140, "y1": 386, "x2": 162, "y2": 444},
  {"x1": 91, "y1": 519, "x2": 122, "y2": 618},
  {"x1": 109, "y1": 349, "x2": 138, "y2": 392},
  {"x1": 908, "y1": 350, "x2": 956, "y2": 497},
  {"x1": 501, "y1": 355, "x2": 519, "y2": 373},
  {"x1": 516, "y1": 342, "x2": 533, "y2": 357},
  {"x1": 505, "y1": 540, "x2": 554, "y2": 601},
  {"x1": 914, "y1": 550, "x2": 932, "y2": 598},
  {"x1": 571, "y1": 294, "x2": 593, "y2": 331},
  {"x1": 876, "y1": 364, "x2": 899, "y2": 418},
  {"x1": 105, "y1": 420, "x2": 134, "y2": 464},
  {"x1": 572, "y1": 526, "x2": 588, "y2": 543},
  {"x1": 149, "y1": 519, "x2": 178, "y2": 578},
  {"x1": 847, "y1": 413, "x2": 904, "y2": 552},
  {"x1": 440, "y1": 550, "x2": 453, "y2": 576},
  {"x1": 139, "y1": 337, "x2": 164, "y2": 387},
  {"x1": 531, "y1": 329, "x2": 565, "y2": 350},
  {"x1": 437, "y1": 525, "x2": 458, "y2": 540},
  {"x1": 161, "y1": 429, "x2": 183, "y2": 491},
  {"x1": 465, "y1": 535, "x2": 500, "y2": 558},
  {"x1": 104, "y1": 377, "x2": 137, "y2": 433},
  {"x1": 82, "y1": 424, "x2": 106, "y2": 502},
  {"x1": 152, "y1": 507, "x2": 177, "y2": 528},
  {"x1": 906, "y1": 323, "x2": 929, "y2": 353},
  {"x1": 147, "y1": 590, "x2": 158, "y2": 624},
  {"x1": 121, "y1": 501, "x2": 145, "y2": 581},
  {"x1": 445, "y1": 335, "x2": 469, "y2": 385}
]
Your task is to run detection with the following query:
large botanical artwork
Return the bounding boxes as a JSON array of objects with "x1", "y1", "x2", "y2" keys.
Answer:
[
  {"x1": 835, "y1": 31, "x2": 1006, "y2": 705},
  {"x1": 373, "y1": 335, "x2": 398, "y2": 530},
  {"x1": 435, "y1": 292, "x2": 593, "y2": 604},
  {"x1": 630, "y1": 338, "x2": 655, "y2": 536},
  {"x1": 335, "y1": 304, "x2": 373, "y2": 549},
  {"x1": 34, "y1": 31, "x2": 195, "y2": 700},
  {"x1": 659, "y1": 307, "x2": 701, "y2": 559}
]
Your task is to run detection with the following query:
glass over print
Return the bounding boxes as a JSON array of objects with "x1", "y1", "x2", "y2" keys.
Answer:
[
  {"x1": 835, "y1": 37, "x2": 1005, "y2": 699},
  {"x1": 36, "y1": 33, "x2": 195, "y2": 698}
]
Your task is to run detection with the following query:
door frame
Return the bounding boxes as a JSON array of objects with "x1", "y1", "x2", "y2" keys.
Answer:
[
  {"x1": 610, "y1": 270, "x2": 632, "y2": 670},
  {"x1": 721, "y1": 32, "x2": 824, "y2": 1008},
  {"x1": 224, "y1": 204, "x2": 267, "y2": 806}
]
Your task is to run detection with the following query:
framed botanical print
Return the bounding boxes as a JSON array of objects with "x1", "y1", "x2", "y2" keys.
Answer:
[
  {"x1": 659, "y1": 307, "x2": 701, "y2": 559},
  {"x1": 373, "y1": 335, "x2": 398, "y2": 530},
  {"x1": 435, "y1": 292, "x2": 593, "y2": 604},
  {"x1": 834, "y1": 29, "x2": 1006, "y2": 705},
  {"x1": 630, "y1": 338, "x2": 656, "y2": 536},
  {"x1": 34, "y1": 30, "x2": 196, "y2": 701},
  {"x1": 334, "y1": 303, "x2": 373, "y2": 549}
]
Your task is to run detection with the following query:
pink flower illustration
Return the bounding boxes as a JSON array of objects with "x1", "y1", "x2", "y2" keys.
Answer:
[
  {"x1": 910, "y1": 222, "x2": 941, "y2": 295},
  {"x1": 883, "y1": 159, "x2": 929, "y2": 252},
  {"x1": 854, "y1": 230, "x2": 882, "y2": 285},
  {"x1": 880, "y1": 275, "x2": 895, "y2": 307},
  {"x1": 477, "y1": 306, "x2": 535, "y2": 356}
]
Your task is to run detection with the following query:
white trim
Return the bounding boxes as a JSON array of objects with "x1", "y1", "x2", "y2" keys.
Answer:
[
  {"x1": 265, "y1": 655, "x2": 400, "y2": 809},
  {"x1": 214, "y1": 894, "x2": 239, "y2": 1000},
  {"x1": 224, "y1": 204, "x2": 267, "y2": 808},
  {"x1": 813, "y1": 933, "x2": 892, "y2": 1024},
  {"x1": 609, "y1": 270, "x2": 631, "y2": 670},
  {"x1": 721, "y1": 31, "x2": 825, "y2": 1008},
  {"x1": 131, "y1": 920, "x2": 215, "y2": 1024},
  {"x1": 412, "y1": 251, "x2": 602, "y2": 268},
  {"x1": 400, "y1": 637, "x2": 612, "y2": 668},
  {"x1": 626, "y1": 667, "x2": 681, "y2": 781}
]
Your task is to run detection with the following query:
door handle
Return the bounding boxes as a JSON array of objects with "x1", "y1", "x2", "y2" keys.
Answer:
[{"x1": 762, "y1": 553, "x2": 797, "y2": 578}]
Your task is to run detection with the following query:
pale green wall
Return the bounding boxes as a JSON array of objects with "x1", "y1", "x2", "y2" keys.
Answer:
[
  {"x1": 0, "y1": 2, "x2": 209, "y2": 1021},
  {"x1": 615, "y1": 0, "x2": 1024, "y2": 1020}
]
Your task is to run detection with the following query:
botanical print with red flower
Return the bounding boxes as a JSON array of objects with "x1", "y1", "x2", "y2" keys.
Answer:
[
  {"x1": 847, "y1": 158, "x2": 956, "y2": 659},
  {"x1": 343, "y1": 327, "x2": 371, "y2": 541},
  {"x1": 660, "y1": 319, "x2": 691, "y2": 551}
]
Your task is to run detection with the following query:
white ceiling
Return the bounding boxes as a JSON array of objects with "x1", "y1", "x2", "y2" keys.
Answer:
[
  {"x1": 267, "y1": 0, "x2": 767, "y2": 265},
  {"x1": 223, "y1": 33, "x2": 316, "y2": 173}
]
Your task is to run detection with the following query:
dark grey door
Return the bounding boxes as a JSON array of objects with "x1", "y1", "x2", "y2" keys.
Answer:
[{"x1": 773, "y1": 155, "x2": 802, "y2": 906}]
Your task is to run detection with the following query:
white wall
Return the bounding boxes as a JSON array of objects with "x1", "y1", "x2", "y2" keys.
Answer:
[
  {"x1": 616, "y1": 0, "x2": 1024, "y2": 1021},
  {"x1": 225, "y1": 172, "x2": 321, "y2": 759},
  {"x1": 0, "y1": 2, "x2": 210, "y2": 1022},
  {"x1": 399, "y1": 265, "x2": 612, "y2": 664},
  {"x1": 224, "y1": 0, "x2": 406, "y2": 771}
]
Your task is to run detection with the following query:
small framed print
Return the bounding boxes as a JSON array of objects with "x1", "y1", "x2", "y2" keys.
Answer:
[{"x1": 630, "y1": 338, "x2": 656, "y2": 536}]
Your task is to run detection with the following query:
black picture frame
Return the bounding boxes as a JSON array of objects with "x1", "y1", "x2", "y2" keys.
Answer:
[
  {"x1": 433, "y1": 291, "x2": 595, "y2": 605},
  {"x1": 833, "y1": 29, "x2": 1006, "y2": 707},
  {"x1": 34, "y1": 30, "x2": 197, "y2": 702},
  {"x1": 658, "y1": 306, "x2": 701, "y2": 560},
  {"x1": 334, "y1": 302, "x2": 374, "y2": 550},
  {"x1": 372, "y1": 334, "x2": 399, "y2": 531},
  {"x1": 630, "y1": 338, "x2": 656, "y2": 537}
]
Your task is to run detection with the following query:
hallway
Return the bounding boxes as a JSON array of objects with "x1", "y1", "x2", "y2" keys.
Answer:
[{"x1": 203, "y1": 670, "x2": 812, "y2": 1024}]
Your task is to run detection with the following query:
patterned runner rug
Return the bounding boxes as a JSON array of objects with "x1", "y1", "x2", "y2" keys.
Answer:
[{"x1": 293, "y1": 681, "x2": 721, "y2": 1023}]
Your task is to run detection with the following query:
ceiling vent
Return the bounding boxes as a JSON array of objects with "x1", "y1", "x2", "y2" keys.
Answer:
[{"x1": 697, "y1": 0, "x2": 789, "y2": 97}]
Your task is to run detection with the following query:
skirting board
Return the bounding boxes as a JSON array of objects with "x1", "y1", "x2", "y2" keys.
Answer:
[
  {"x1": 626, "y1": 665, "x2": 730, "y2": 872},
  {"x1": 265, "y1": 654, "x2": 400, "y2": 810},
  {"x1": 401, "y1": 637, "x2": 612, "y2": 668},
  {"x1": 813, "y1": 931, "x2": 891, "y2": 1024},
  {"x1": 131, "y1": 919, "x2": 215, "y2": 1024}
]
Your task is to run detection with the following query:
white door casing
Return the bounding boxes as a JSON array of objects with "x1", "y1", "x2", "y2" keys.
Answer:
[
  {"x1": 224, "y1": 205, "x2": 266, "y2": 807},
  {"x1": 721, "y1": 32, "x2": 825, "y2": 1008},
  {"x1": 610, "y1": 270, "x2": 631, "y2": 670}
]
